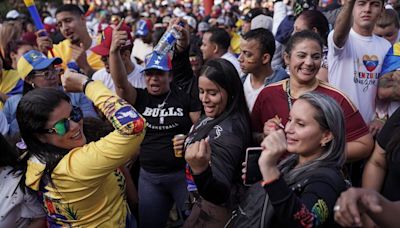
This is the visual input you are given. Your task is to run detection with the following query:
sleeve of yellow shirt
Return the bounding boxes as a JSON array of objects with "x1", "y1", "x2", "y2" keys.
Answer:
[
  {"x1": 58, "y1": 81, "x2": 146, "y2": 181},
  {"x1": 51, "y1": 40, "x2": 104, "y2": 71}
]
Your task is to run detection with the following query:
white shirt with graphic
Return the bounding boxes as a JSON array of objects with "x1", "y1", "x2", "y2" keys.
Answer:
[{"x1": 328, "y1": 29, "x2": 391, "y2": 122}]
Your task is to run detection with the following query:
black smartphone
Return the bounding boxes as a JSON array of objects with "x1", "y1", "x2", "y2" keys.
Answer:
[{"x1": 244, "y1": 147, "x2": 263, "y2": 186}]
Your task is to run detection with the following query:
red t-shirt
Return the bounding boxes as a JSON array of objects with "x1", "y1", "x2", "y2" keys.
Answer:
[{"x1": 251, "y1": 79, "x2": 369, "y2": 142}]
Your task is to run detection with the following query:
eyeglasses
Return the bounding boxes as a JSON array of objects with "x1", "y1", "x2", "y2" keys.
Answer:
[
  {"x1": 32, "y1": 68, "x2": 61, "y2": 80},
  {"x1": 42, "y1": 106, "x2": 83, "y2": 136}
]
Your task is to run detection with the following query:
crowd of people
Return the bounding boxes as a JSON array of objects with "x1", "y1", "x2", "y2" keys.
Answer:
[{"x1": 1, "y1": 0, "x2": 400, "y2": 227}]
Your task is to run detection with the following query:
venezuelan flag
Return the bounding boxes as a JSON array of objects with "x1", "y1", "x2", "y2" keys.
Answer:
[{"x1": 381, "y1": 42, "x2": 400, "y2": 76}]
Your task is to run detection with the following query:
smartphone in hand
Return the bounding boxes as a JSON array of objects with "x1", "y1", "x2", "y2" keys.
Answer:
[{"x1": 244, "y1": 147, "x2": 263, "y2": 186}]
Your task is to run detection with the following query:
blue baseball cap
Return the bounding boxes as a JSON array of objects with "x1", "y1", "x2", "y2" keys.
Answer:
[
  {"x1": 17, "y1": 50, "x2": 62, "y2": 80},
  {"x1": 136, "y1": 19, "x2": 151, "y2": 37},
  {"x1": 141, "y1": 52, "x2": 172, "y2": 72}
]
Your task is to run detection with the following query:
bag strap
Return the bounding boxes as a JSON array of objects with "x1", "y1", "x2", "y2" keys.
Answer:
[{"x1": 260, "y1": 192, "x2": 273, "y2": 228}]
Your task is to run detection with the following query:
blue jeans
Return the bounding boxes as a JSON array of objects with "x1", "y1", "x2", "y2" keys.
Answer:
[{"x1": 138, "y1": 168, "x2": 187, "y2": 228}]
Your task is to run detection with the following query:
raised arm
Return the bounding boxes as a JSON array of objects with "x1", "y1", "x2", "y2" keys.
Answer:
[
  {"x1": 169, "y1": 18, "x2": 199, "y2": 97},
  {"x1": 109, "y1": 20, "x2": 138, "y2": 106},
  {"x1": 61, "y1": 71, "x2": 146, "y2": 179},
  {"x1": 333, "y1": 0, "x2": 355, "y2": 48}
]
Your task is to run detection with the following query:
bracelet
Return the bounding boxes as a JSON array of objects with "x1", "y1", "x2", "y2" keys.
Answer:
[
  {"x1": 260, "y1": 176, "x2": 279, "y2": 187},
  {"x1": 82, "y1": 79, "x2": 94, "y2": 94}
]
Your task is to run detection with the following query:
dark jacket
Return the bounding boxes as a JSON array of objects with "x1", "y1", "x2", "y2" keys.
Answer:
[
  {"x1": 188, "y1": 113, "x2": 251, "y2": 207},
  {"x1": 265, "y1": 167, "x2": 346, "y2": 227}
]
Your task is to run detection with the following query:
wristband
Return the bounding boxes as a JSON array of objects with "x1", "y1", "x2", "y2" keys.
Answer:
[
  {"x1": 82, "y1": 78, "x2": 94, "y2": 94},
  {"x1": 260, "y1": 176, "x2": 280, "y2": 187}
]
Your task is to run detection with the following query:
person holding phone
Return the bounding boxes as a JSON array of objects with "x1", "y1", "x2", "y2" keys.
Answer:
[
  {"x1": 258, "y1": 92, "x2": 347, "y2": 227},
  {"x1": 184, "y1": 58, "x2": 252, "y2": 227}
]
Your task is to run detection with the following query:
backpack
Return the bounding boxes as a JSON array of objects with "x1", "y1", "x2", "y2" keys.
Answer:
[
  {"x1": 226, "y1": 167, "x2": 347, "y2": 228},
  {"x1": 225, "y1": 182, "x2": 273, "y2": 228}
]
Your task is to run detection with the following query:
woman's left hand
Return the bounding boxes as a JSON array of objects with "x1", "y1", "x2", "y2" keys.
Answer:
[
  {"x1": 185, "y1": 138, "x2": 211, "y2": 175},
  {"x1": 61, "y1": 69, "x2": 89, "y2": 93},
  {"x1": 258, "y1": 130, "x2": 287, "y2": 180}
]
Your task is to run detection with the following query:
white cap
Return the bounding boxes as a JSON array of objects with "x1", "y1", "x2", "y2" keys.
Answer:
[
  {"x1": 183, "y1": 16, "x2": 197, "y2": 29},
  {"x1": 44, "y1": 16, "x2": 55, "y2": 25},
  {"x1": 251, "y1": 15, "x2": 273, "y2": 32},
  {"x1": 173, "y1": 8, "x2": 186, "y2": 18},
  {"x1": 161, "y1": 0, "x2": 169, "y2": 6},
  {"x1": 198, "y1": 21, "x2": 210, "y2": 32},
  {"x1": 162, "y1": 16, "x2": 171, "y2": 24},
  {"x1": 141, "y1": 12, "x2": 150, "y2": 17},
  {"x1": 6, "y1": 10, "x2": 20, "y2": 19}
]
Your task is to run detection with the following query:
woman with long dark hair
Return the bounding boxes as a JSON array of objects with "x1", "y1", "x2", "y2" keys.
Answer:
[
  {"x1": 17, "y1": 70, "x2": 146, "y2": 227},
  {"x1": 184, "y1": 58, "x2": 252, "y2": 227}
]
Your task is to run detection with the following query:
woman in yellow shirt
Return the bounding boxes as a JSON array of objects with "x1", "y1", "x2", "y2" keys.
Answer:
[{"x1": 17, "y1": 69, "x2": 146, "y2": 227}]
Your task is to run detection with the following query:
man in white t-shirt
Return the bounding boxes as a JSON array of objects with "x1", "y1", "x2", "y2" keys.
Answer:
[
  {"x1": 327, "y1": 0, "x2": 391, "y2": 136},
  {"x1": 91, "y1": 25, "x2": 146, "y2": 92},
  {"x1": 239, "y1": 28, "x2": 288, "y2": 111},
  {"x1": 200, "y1": 27, "x2": 243, "y2": 76}
]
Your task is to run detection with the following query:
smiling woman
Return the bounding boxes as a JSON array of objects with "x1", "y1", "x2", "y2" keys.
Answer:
[
  {"x1": 184, "y1": 58, "x2": 252, "y2": 227},
  {"x1": 256, "y1": 92, "x2": 347, "y2": 227},
  {"x1": 251, "y1": 30, "x2": 372, "y2": 163},
  {"x1": 16, "y1": 72, "x2": 146, "y2": 226}
]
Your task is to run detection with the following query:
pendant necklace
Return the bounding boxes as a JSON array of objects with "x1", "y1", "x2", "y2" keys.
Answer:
[
  {"x1": 286, "y1": 80, "x2": 293, "y2": 111},
  {"x1": 157, "y1": 90, "x2": 171, "y2": 124}
]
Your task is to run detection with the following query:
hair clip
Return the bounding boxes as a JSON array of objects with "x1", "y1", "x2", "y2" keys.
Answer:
[{"x1": 16, "y1": 139, "x2": 27, "y2": 150}]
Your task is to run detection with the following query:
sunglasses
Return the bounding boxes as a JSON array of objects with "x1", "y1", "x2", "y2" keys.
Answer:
[
  {"x1": 42, "y1": 106, "x2": 83, "y2": 136},
  {"x1": 31, "y1": 68, "x2": 61, "y2": 80}
]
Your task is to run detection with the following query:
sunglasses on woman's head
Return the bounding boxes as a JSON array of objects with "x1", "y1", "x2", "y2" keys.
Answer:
[{"x1": 43, "y1": 106, "x2": 83, "y2": 136}]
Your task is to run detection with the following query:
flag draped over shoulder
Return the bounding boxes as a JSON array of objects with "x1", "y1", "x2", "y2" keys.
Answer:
[{"x1": 381, "y1": 42, "x2": 400, "y2": 75}]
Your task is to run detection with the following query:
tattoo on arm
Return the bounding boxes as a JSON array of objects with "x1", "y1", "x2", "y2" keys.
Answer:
[{"x1": 379, "y1": 73, "x2": 400, "y2": 100}]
